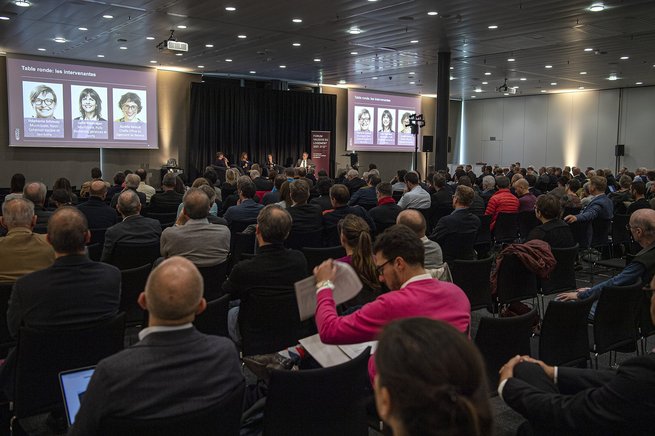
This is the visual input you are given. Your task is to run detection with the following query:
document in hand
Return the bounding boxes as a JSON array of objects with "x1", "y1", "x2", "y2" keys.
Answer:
[{"x1": 294, "y1": 261, "x2": 363, "y2": 321}]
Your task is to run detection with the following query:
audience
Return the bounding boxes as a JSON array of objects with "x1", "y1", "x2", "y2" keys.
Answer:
[
  {"x1": 368, "y1": 182, "x2": 401, "y2": 234},
  {"x1": 148, "y1": 172, "x2": 184, "y2": 214},
  {"x1": 564, "y1": 176, "x2": 614, "y2": 244},
  {"x1": 77, "y1": 180, "x2": 118, "y2": 230},
  {"x1": 627, "y1": 181, "x2": 650, "y2": 214},
  {"x1": 397, "y1": 172, "x2": 431, "y2": 210},
  {"x1": 109, "y1": 173, "x2": 147, "y2": 209},
  {"x1": 4, "y1": 173, "x2": 25, "y2": 203},
  {"x1": 310, "y1": 177, "x2": 334, "y2": 211},
  {"x1": 322, "y1": 184, "x2": 376, "y2": 247},
  {"x1": 485, "y1": 176, "x2": 519, "y2": 231},
  {"x1": 375, "y1": 318, "x2": 492, "y2": 436},
  {"x1": 526, "y1": 194, "x2": 575, "y2": 248},
  {"x1": 223, "y1": 176, "x2": 263, "y2": 225},
  {"x1": 349, "y1": 174, "x2": 379, "y2": 210},
  {"x1": 135, "y1": 168, "x2": 156, "y2": 203},
  {"x1": 287, "y1": 179, "x2": 323, "y2": 233},
  {"x1": 80, "y1": 167, "x2": 109, "y2": 198},
  {"x1": 396, "y1": 209, "x2": 443, "y2": 269},
  {"x1": 23, "y1": 181, "x2": 52, "y2": 225},
  {"x1": 513, "y1": 178, "x2": 536, "y2": 213}
]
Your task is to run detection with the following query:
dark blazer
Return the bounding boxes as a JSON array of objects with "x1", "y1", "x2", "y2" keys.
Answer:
[
  {"x1": 296, "y1": 158, "x2": 314, "y2": 169},
  {"x1": 346, "y1": 178, "x2": 367, "y2": 195},
  {"x1": 33, "y1": 205, "x2": 53, "y2": 225},
  {"x1": 253, "y1": 178, "x2": 274, "y2": 191},
  {"x1": 322, "y1": 205, "x2": 375, "y2": 246},
  {"x1": 348, "y1": 187, "x2": 377, "y2": 209},
  {"x1": 147, "y1": 190, "x2": 184, "y2": 214},
  {"x1": 310, "y1": 195, "x2": 333, "y2": 212},
  {"x1": 262, "y1": 191, "x2": 281, "y2": 206},
  {"x1": 430, "y1": 208, "x2": 481, "y2": 245},
  {"x1": 526, "y1": 219, "x2": 576, "y2": 248},
  {"x1": 503, "y1": 355, "x2": 655, "y2": 435},
  {"x1": 109, "y1": 188, "x2": 146, "y2": 209},
  {"x1": 68, "y1": 328, "x2": 244, "y2": 436},
  {"x1": 368, "y1": 202, "x2": 402, "y2": 230},
  {"x1": 288, "y1": 203, "x2": 323, "y2": 233},
  {"x1": 77, "y1": 196, "x2": 119, "y2": 230},
  {"x1": 223, "y1": 199, "x2": 264, "y2": 225},
  {"x1": 101, "y1": 215, "x2": 162, "y2": 263}
]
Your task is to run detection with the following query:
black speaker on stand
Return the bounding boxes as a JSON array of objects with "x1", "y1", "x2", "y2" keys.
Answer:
[
  {"x1": 422, "y1": 136, "x2": 433, "y2": 182},
  {"x1": 615, "y1": 144, "x2": 624, "y2": 176}
]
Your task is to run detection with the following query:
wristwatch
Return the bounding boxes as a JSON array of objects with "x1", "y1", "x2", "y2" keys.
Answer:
[{"x1": 315, "y1": 280, "x2": 335, "y2": 290}]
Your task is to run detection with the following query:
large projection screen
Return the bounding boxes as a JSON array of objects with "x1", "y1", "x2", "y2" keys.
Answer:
[
  {"x1": 347, "y1": 89, "x2": 421, "y2": 152},
  {"x1": 7, "y1": 55, "x2": 158, "y2": 149}
]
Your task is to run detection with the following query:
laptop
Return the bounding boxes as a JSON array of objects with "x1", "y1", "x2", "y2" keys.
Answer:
[{"x1": 59, "y1": 366, "x2": 95, "y2": 427}]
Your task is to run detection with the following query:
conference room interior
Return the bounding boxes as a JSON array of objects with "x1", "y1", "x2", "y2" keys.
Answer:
[{"x1": 1, "y1": 0, "x2": 655, "y2": 435}]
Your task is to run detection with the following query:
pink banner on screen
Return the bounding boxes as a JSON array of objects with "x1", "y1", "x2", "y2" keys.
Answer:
[{"x1": 311, "y1": 130, "x2": 331, "y2": 175}]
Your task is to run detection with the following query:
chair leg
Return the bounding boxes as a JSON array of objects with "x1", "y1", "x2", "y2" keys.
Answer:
[{"x1": 593, "y1": 353, "x2": 598, "y2": 369}]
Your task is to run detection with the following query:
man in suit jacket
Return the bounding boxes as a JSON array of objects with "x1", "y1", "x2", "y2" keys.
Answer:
[
  {"x1": 160, "y1": 188, "x2": 230, "y2": 267},
  {"x1": 498, "y1": 272, "x2": 655, "y2": 435},
  {"x1": 296, "y1": 151, "x2": 314, "y2": 170},
  {"x1": 101, "y1": 190, "x2": 162, "y2": 263},
  {"x1": 77, "y1": 180, "x2": 118, "y2": 230},
  {"x1": 147, "y1": 172, "x2": 183, "y2": 214},
  {"x1": 368, "y1": 182, "x2": 401, "y2": 235},
  {"x1": 322, "y1": 184, "x2": 376, "y2": 247},
  {"x1": 69, "y1": 257, "x2": 244, "y2": 436},
  {"x1": 109, "y1": 174, "x2": 147, "y2": 209},
  {"x1": 564, "y1": 175, "x2": 613, "y2": 226},
  {"x1": 23, "y1": 182, "x2": 53, "y2": 225},
  {"x1": 430, "y1": 186, "x2": 481, "y2": 263},
  {"x1": 287, "y1": 179, "x2": 323, "y2": 233},
  {"x1": 0, "y1": 198, "x2": 55, "y2": 282},
  {"x1": 223, "y1": 176, "x2": 264, "y2": 225}
]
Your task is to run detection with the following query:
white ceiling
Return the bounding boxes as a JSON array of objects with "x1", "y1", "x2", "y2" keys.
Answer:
[{"x1": 1, "y1": 0, "x2": 654, "y2": 99}]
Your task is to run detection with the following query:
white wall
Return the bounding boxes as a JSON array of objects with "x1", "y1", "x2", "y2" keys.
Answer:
[{"x1": 456, "y1": 86, "x2": 655, "y2": 170}]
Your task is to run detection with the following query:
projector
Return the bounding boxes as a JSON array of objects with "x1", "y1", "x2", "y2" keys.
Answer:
[{"x1": 167, "y1": 40, "x2": 188, "y2": 52}]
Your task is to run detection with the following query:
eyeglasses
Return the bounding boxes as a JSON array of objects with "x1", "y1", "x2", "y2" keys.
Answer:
[
  {"x1": 360, "y1": 117, "x2": 370, "y2": 123},
  {"x1": 122, "y1": 104, "x2": 138, "y2": 111},
  {"x1": 33, "y1": 98, "x2": 54, "y2": 106},
  {"x1": 375, "y1": 259, "x2": 393, "y2": 276}
]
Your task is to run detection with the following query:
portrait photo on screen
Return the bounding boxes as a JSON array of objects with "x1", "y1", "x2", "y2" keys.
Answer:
[
  {"x1": 377, "y1": 108, "x2": 396, "y2": 146},
  {"x1": 398, "y1": 111, "x2": 414, "y2": 134},
  {"x1": 23, "y1": 81, "x2": 64, "y2": 120},
  {"x1": 71, "y1": 85, "x2": 109, "y2": 140},
  {"x1": 112, "y1": 88, "x2": 147, "y2": 141},
  {"x1": 353, "y1": 106, "x2": 374, "y2": 145}
]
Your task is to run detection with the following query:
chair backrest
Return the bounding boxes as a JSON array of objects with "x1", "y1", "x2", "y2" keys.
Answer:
[
  {"x1": 441, "y1": 231, "x2": 478, "y2": 264},
  {"x1": 610, "y1": 213, "x2": 631, "y2": 247},
  {"x1": 518, "y1": 211, "x2": 540, "y2": 241},
  {"x1": 568, "y1": 220, "x2": 590, "y2": 249},
  {"x1": 474, "y1": 309, "x2": 535, "y2": 388},
  {"x1": 89, "y1": 228, "x2": 107, "y2": 245},
  {"x1": 230, "y1": 232, "x2": 256, "y2": 266},
  {"x1": 229, "y1": 220, "x2": 255, "y2": 235},
  {"x1": 474, "y1": 214, "x2": 493, "y2": 257},
  {"x1": 539, "y1": 299, "x2": 593, "y2": 366},
  {"x1": 590, "y1": 218, "x2": 612, "y2": 247},
  {"x1": 429, "y1": 205, "x2": 455, "y2": 232},
  {"x1": 110, "y1": 242, "x2": 161, "y2": 270},
  {"x1": 86, "y1": 243, "x2": 103, "y2": 262},
  {"x1": 193, "y1": 294, "x2": 230, "y2": 337},
  {"x1": 493, "y1": 212, "x2": 519, "y2": 243},
  {"x1": 14, "y1": 313, "x2": 126, "y2": 418},
  {"x1": 239, "y1": 286, "x2": 316, "y2": 356},
  {"x1": 302, "y1": 246, "x2": 347, "y2": 273},
  {"x1": 0, "y1": 282, "x2": 16, "y2": 358},
  {"x1": 98, "y1": 383, "x2": 244, "y2": 436},
  {"x1": 540, "y1": 244, "x2": 579, "y2": 295},
  {"x1": 638, "y1": 288, "x2": 655, "y2": 341},
  {"x1": 145, "y1": 212, "x2": 178, "y2": 225},
  {"x1": 451, "y1": 255, "x2": 493, "y2": 311},
  {"x1": 496, "y1": 253, "x2": 538, "y2": 305},
  {"x1": 197, "y1": 262, "x2": 228, "y2": 301},
  {"x1": 285, "y1": 228, "x2": 323, "y2": 250},
  {"x1": 593, "y1": 281, "x2": 643, "y2": 355},
  {"x1": 120, "y1": 264, "x2": 152, "y2": 326},
  {"x1": 263, "y1": 348, "x2": 370, "y2": 436}
]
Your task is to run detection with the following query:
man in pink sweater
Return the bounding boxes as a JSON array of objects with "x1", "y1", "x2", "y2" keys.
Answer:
[{"x1": 313, "y1": 224, "x2": 471, "y2": 382}]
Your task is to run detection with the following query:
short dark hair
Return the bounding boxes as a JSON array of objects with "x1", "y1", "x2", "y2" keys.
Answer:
[
  {"x1": 454, "y1": 185, "x2": 474, "y2": 206},
  {"x1": 274, "y1": 175, "x2": 286, "y2": 190},
  {"x1": 316, "y1": 177, "x2": 333, "y2": 196},
  {"x1": 162, "y1": 172, "x2": 177, "y2": 187},
  {"x1": 535, "y1": 194, "x2": 561, "y2": 220},
  {"x1": 373, "y1": 224, "x2": 424, "y2": 267},
  {"x1": 589, "y1": 176, "x2": 607, "y2": 193},
  {"x1": 496, "y1": 176, "x2": 510, "y2": 189},
  {"x1": 433, "y1": 174, "x2": 446, "y2": 188},
  {"x1": 631, "y1": 181, "x2": 646, "y2": 196},
  {"x1": 397, "y1": 169, "x2": 408, "y2": 181},
  {"x1": 10, "y1": 173, "x2": 25, "y2": 193},
  {"x1": 404, "y1": 172, "x2": 419, "y2": 186},
  {"x1": 457, "y1": 176, "x2": 472, "y2": 187},
  {"x1": 91, "y1": 167, "x2": 102, "y2": 179},
  {"x1": 368, "y1": 174, "x2": 381, "y2": 187},
  {"x1": 330, "y1": 184, "x2": 350, "y2": 205},
  {"x1": 135, "y1": 168, "x2": 147, "y2": 181},
  {"x1": 290, "y1": 179, "x2": 310, "y2": 204},
  {"x1": 237, "y1": 176, "x2": 256, "y2": 199},
  {"x1": 48, "y1": 207, "x2": 88, "y2": 253},
  {"x1": 257, "y1": 204, "x2": 292, "y2": 244},
  {"x1": 567, "y1": 178, "x2": 581, "y2": 192},
  {"x1": 183, "y1": 188, "x2": 211, "y2": 219},
  {"x1": 376, "y1": 182, "x2": 392, "y2": 197},
  {"x1": 525, "y1": 173, "x2": 537, "y2": 187},
  {"x1": 113, "y1": 172, "x2": 126, "y2": 186}
]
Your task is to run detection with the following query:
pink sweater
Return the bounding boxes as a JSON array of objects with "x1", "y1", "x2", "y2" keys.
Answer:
[{"x1": 315, "y1": 277, "x2": 471, "y2": 382}]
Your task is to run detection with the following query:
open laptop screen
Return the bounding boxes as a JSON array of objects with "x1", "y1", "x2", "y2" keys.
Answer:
[{"x1": 59, "y1": 366, "x2": 95, "y2": 427}]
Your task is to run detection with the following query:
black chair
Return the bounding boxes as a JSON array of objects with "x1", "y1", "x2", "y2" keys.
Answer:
[
  {"x1": 13, "y1": 313, "x2": 126, "y2": 421},
  {"x1": 439, "y1": 231, "x2": 478, "y2": 264},
  {"x1": 239, "y1": 286, "x2": 317, "y2": 356},
  {"x1": 539, "y1": 244, "x2": 579, "y2": 311},
  {"x1": 193, "y1": 294, "x2": 230, "y2": 337},
  {"x1": 592, "y1": 214, "x2": 632, "y2": 277},
  {"x1": 197, "y1": 262, "x2": 228, "y2": 301},
  {"x1": 391, "y1": 191, "x2": 403, "y2": 203},
  {"x1": 89, "y1": 228, "x2": 107, "y2": 245},
  {"x1": 263, "y1": 348, "x2": 370, "y2": 436},
  {"x1": 451, "y1": 255, "x2": 494, "y2": 311},
  {"x1": 98, "y1": 383, "x2": 244, "y2": 436},
  {"x1": 86, "y1": 243, "x2": 103, "y2": 262},
  {"x1": 590, "y1": 281, "x2": 643, "y2": 368},
  {"x1": 229, "y1": 232, "x2": 256, "y2": 270},
  {"x1": 429, "y1": 205, "x2": 455, "y2": 232},
  {"x1": 145, "y1": 212, "x2": 177, "y2": 226},
  {"x1": 301, "y1": 245, "x2": 347, "y2": 273},
  {"x1": 285, "y1": 228, "x2": 323, "y2": 250},
  {"x1": 120, "y1": 264, "x2": 152, "y2": 327},
  {"x1": 638, "y1": 287, "x2": 655, "y2": 355},
  {"x1": 518, "y1": 210, "x2": 539, "y2": 241},
  {"x1": 109, "y1": 242, "x2": 161, "y2": 270},
  {"x1": 539, "y1": 299, "x2": 594, "y2": 367},
  {"x1": 496, "y1": 253, "x2": 538, "y2": 309},
  {"x1": 493, "y1": 212, "x2": 519, "y2": 244},
  {"x1": 568, "y1": 219, "x2": 590, "y2": 250},
  {"x1": 474, "y1": 309, "x2": 536, "y2": 389},
  {"x1": 474, "y1": 214, "x2": 492, "y2": 257},
  {"x1": 229, "y1": 220, "x2": 255, "y2": 235},
  {"x1": 0, "y1": 282, "x2": 16, "y2": 358},
  {"x1": 33, "y1": 224, "x2": 48, "y2": 234}
]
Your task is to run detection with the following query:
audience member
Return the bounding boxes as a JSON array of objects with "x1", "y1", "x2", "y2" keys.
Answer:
[
  {"x1": 480, "y1": 175, "x2": 497, "y2": 205},
  {"x1": 223, "y1": 176, "x2": 264, "y2": 225},
  {"x1": 77, "y1": 180, "x2": 118, "y2": 230},
  {"x1": 23, "y1": 181, "x2": 52, "y2": 225},
  {"x1": 3, "y1": 173, "x2": 25, "y2": 203},
  {"x1": 251, "y1": 169, "x2": 273, "y2": 191},
  {"x1": 346, "y1": 169, "x2": 367, "y2": 195},
  {"x1": 80, "y1": 167, "x2": 109, "y2": 198},
  {"x1": 391, "y1": 169, "x2": 407, "y2": 193},
  {"x1": 397, "y1": 172, "x2": 431, "y2": 210},
  {"x1": 276, "y1": 180, "x2": 292, "y2": 209},
  {"x1": 627, "y1": 181, "x2": 650, "y2": 214},
  {"x1": 287, "y1": 179, "x2": 323, "y2": 233},
  {"x1": 135, "y1": 168, "x2": 156, "y2": 203},
  {"x1": 178, "y1": 178, "x2": 219, "y2": 219},
  {"x1": 322, "y1": 184, "x2": 376, "y2": 246},
  {"x1": 513, "y1": 178, "x2": 536, "y2": 213},
  {"x1": 148, "y1": 172, "x2": 184, "y2": 214},
  {"x1": 375, "y1": 318, "x2": 492, "y2": 436},
  {"x1": 485, "y1": 176, "x2": 519, "y2": 231},
  {"x1": 561, "y1": 178, "x2": 582, "y2": 209},
  {"x1": 160, "y1": 188, "x2": 230, "y2": 267},
  {"x1": 68, "y1": 257, "x2": 244, "y2": 436},
  {"x1": 396, "y1": 209, "x2": 443, "y2": 269},
  {"x1": 49, "y1": 189, "x2": 74, "y2": 208},
  {"x1": 526, "y1": 194, "x2": 575, "y2": 248},
  {"x1": 564, "y1": 176, "x2": 614, "y2": 243},
  {"x1": 608, "y1": 174, "x2": 633, "y2": 214},
  {"x1": 313, "y1": 224, "x2": 470, "y2": 383},
  {"x1": 101, "y1": 190, "x2": 162, "y2": 263},
  {"x1": 107, "y1": 172, "x2": 126, "y2": 200},
  {"x1": 349, "y1": 174, "x2": 380, "y2": 210},
  {"x1": 309, "y1": 177, "x2": 334, "y2": 211},
  {"x1": 0, "y1": 198, "x2": 55, "y2": 282},
  {"x1": 262, "y1": 175, "x2": 285, "y2": 206},
  {"x1": 430, "y1": 174, "x2": 453, "y2": 209},
  {"x1": 198, "y1": 185, "x2": 228, "y2": 225},
  {"x1": 109, "y1": 174, "x2": 147, "y2": 209},
  {"x1": 368, "y1": 182, "x2": 402, "y2": 234},
  {"x1": 457, "y1": 176, "x2": 485, "y2": 216},
  {"x1": 50, "y1": 177, "x2": 78, "y2": 206}
]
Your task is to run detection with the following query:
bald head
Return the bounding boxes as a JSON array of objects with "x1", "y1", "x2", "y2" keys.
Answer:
[
  {"x1": 183, "y1": 187, "x2": 211, "y2": 219},
  {"x1": 144, "y1": 257, "x2": 204, "y2": 323},
  {"x1": 1, "y1": 198, "x2": 35, "y2": 229},
  {"x1": 117, "y1": 189, "x2": 141, "y2": 217},
  {"x1": 513, "y1": 178, "x2": 529, "y2": 196},
  {"x1": 396, "y1": 209, "x2": 427, "y2": 238},
  {"x1": 23, "y1": 182, "x2": 46, "y2": 207},
  {"x1": 125, "y1": 174, "x2": 141, "y2": 189},
  {"x1": 630, "y1": 209, "x2": 655, "y2": 243},
  {"x1": 89, "y1": 180, "x2": 108, "y2": 199},
  {"x1": 47, "y1": 207, "x2": 89, "y2": 254}
]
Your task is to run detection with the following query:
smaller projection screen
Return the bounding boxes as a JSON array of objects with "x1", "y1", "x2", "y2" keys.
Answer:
[
  {"x1": 6, "y1": 55, "x2": 158, "y2": 149},
  {"x1": 347, "y1": 89, "x2": 421, "y2": 152}
]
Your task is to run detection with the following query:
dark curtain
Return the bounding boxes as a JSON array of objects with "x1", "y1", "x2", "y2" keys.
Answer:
[{"x1": 187, "y1": 84, "x2": 336, "y2": 176}]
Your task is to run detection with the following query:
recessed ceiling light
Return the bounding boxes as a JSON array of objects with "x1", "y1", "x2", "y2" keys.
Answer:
[
  {"x1": 102, "y1": 14, "x2": 113, "y2": 19},
  {"x1": 339, "y1": 79, "x2": 346, "y2": 84},
  {"x1": 177, "y1": 25, "x2": 187, "y2": 29},
  {"x1": 119, "y1": 46, "x2": 127, "y2": 50},
  {"x1": 372, "y1": 76, "x2": 378, "y2": 80},
  {"x1": 350, "y1": 51, "x2": 358, "y2": 55},
  {"x1": 313, "y1": 58, "x2": 321, "y2": 62},
  {"x1": 541, "y1": 90, "x2": 547, "y2": 93},
  {"x1": 449, "y1": 66, "x2": 454, "y2": 70},
  {"x1": 292, "y1": 18, "x2": 302, "y2": 23},
  {"x1": 449, "y1": 76, "x2": 454, "y2": 80},
  {"x1": 636, "y1": 82, "x2": 643, "y2": 85},
  {"x1": 348, "y1": 27, "x2": 362, "y2": 35},
  {"x1": 146, "y1": 36, "x2": 155, "y2": 40},
  {"x1": 578, "y1": 86, "x2": 585, "y2": 89},
  {"x1": 78, "y1": 27, "x2": 88, "y2": 31},
  {"x1": 225, "y1": 6, "x2": 236, "y2": 11},
  {"x1": 175, "y1": 53, "x2": 183, "y2": 56},
  {"x1": 584, "y1": 48, "x2": 593, "y2": 52},
  {"x1": 474, "y1": 88, "x2": 482, "y2": 93},
  {"x1": 588, "y1": 2, "x2": 606, "y2": 12},
  {"x1": 507, "y1": 58, "x2": 515, "y2": 62},
  {"x1": 504, "y1": 93, "x2": 509, "y2": 96},
  {"x1": 620, "y1": 56, "x2": 629, "y2": 60},
  {"x1": 550, "y1": 82, "x2": 557, "y2": 86},
  {"x1": 150, "y1": 60, "x2": 157, "y2": 63},
  {"x1": 238, "y1": 34, "x2": 247, "y2": 39},
  {"x1": 482, "y1": 81, "x2": 488, "y2": 85},
  {"x1": 14, "y1": 1, "x2": 31, "y2": 7},
  {"x1": 484, "y1": 72, "x2": 491, "y2": 75},
  {"x1": 520, "y1": 77, "x2": 527, "y2": 81},
  {"x1": 53, "y1": 37, "x2": 67, "y2": 43},
  {"x1": 198, "y1": 65, "x2": 204, "y2": 68},
  {"x1": 249, "y1": 70, "x2": 256, "y2": 74},
  {"x1": 471, "y1": 95, "x2": 476, "y2": 98},
  {"x1": 580, "y1": 71, "x2": 587, "y2": 75},
  {"x1": 205, "y1": 44, "x2": 214, "y2": 48},
  {"x1": 279, "y1": 65, "x2": 286, "y2": 68},
  {"x1": 608, "y1": 74, "x2": 618, "y2": 81},
  {"x1": 545, "y1": 65, "x2": 553, "y2": 69},
  {"x1": 37, "y1": 48, "x2": 46, "y2": 51},
  {"x1": 409, "y1": 81, "x2": 415, "y2": 85},
  {"x1": 488, "y1": 25, "x2": 498, "y2": 29},
  {"x1": 225, "y1": 58, "x2": 232, "y2": 62},
  {"x1": 97, "y1": 54, "x2": 105, "y2": 58},
  {"x1": 410, "y1": 40, "x2": 419, "y2": 44},
  {"x1": 0, "y1": 16, "x2": 10, "y2": 20},
  {"x1": 292, "y1": 42, "x2": 301, "y2": 47},
  {"x1": 427, "y1": 11, "x2": 438, "y2": 16}
]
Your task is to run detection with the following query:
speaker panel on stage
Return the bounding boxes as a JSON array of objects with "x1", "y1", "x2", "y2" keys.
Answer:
[
  {"x1": 615, "y1": 144, "x2": 625, "y2": 157},
  {"x1": 422, "y1": 136, "x2": 433, "y2": 152}
]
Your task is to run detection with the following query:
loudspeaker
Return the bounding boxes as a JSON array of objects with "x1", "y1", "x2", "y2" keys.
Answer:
[
  {"x1": 422, "y1": 136, "x2": 433, "y2": 152},
  {"x1": 615, "y1": 144, "x2": 625, "y2": 157}
]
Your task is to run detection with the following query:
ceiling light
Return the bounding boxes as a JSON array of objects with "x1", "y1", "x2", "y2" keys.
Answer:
[
  {"x1": 14, "y1": 1, "x2": 31, "y2": 6},
  {"x1": 372, "y1": 76, "x2": 378, "y2": 80},
  {"x1": 0, "y1": 16, "x2": 10, "y2": 20},
  {"x1": 409, "y1": 81, "x2": 415, "y2": 85},
  {"x1": 584, "y1": 48, "x2": 593, "y2": 52},
  {"x1": 588, "y1": 2, "x2": 606, "y2": 12},
  {"x1": 450, "y1": 76, "x2": 454, "y2": 80},
  {"x1": 119, "y1": 46, "x2": 127, "y2": 50},
  {"x1": 474, "y1": 87, "x2": 482, "y2": 93},
  {"x1": 53, "y1": 37, "x2": 67, "y2": 43},
  {"x1": 507, "y1": 58, "x2": 515, "y2": 62},
  {"x1": 410, "y1": 40, "x2": 419, "y2": 44},
  {"x1": 78, "y1": 27, "x2": 88, "y2": 31},
  {"x1": 292, "y1": 18, "x2": 302, "y2": 23},
  {"x1": 339, "y1": 79, "x2": 346, "y2": 84},
  {"x1": 520, "y1": 77, "x2": 527, "y2": 81},
  {"x1": 484, "y1": 72, "x2": 491, "y2": 76},
  {"x1": 293, "y1": 43, "x2": 301, "y2": 47},
  {"x1": 350, "y1": 51, "x2": 358, "y2": 55},
  {"x1": 225, "y1": 58, "x2": 232, "y2": 62},
  {"x1": 205, "y1": 44, "x2": 214, "y2": 48},
  {"x1": 313, "y1": 58, "x2": 321, "y2": 62},
  {"x1": 238, "y1": 35, "x2": 247, "y2": 39},
  {"x1": 225, "y1": 6, "x2": 236, "y2": 11},
  {"x1": 541, "y1": 90, "x2": 547, "y2": 93},
  {"x1": 150, "y1": 60, "x2": 157, "y2": 63},
  {"x1": 97, "y1": 54, "x2": 105, "y2": 58},
  {"x1": 250, "y1": 71, "x2": 256, "y2": 74},
  {"x1": 550, "y1": 82, "x2": 557, "y2": 86},
  {"x1": 504, "y1": 93, "x2": 509, "y2": 96},
  {"x1": 146, "y1": 36, "x2": 155, "y2": 40},
  {"x1": 545, "y1": 65, "x2": 553, "y2": 69},
  {"x1": 177, "y1": 25, "x2": 187, "y2": 29},
  {"x1": 488, "y1": 25, "x2": 498, "y2": 29},
  {"x1": 636, "y1": 82, "x2": 643, "y2": 85},
  {"x1": 620, "y1": 56, "x2": 629, "y2": 60},
  {"x1": 427, "y1": 11, "x2": 438, "y2": 16},
  {"x1": 37, "y1": 48, "x2": 46, "y2": 52},
  {"x1": 580, "y1": 71, "x2": 587, "y2": 75},
  {"x1": 482, "y1": 81, "x2": 488, "y2": 85},
  {"x1": 450, "y1": 66, "x2": 454, "y2": 70},
  {"x1": 608, "y1": 74, "x2": 618, "y2": 81},
  {"x1": 348, "y1": 27, "x2": 362, "y2": 35},
  {"x1": 471, "y1": 95, "x2": 476, "y2": 98},
  {"x1": 102, "y1": 14, "x2": 113, "y2": 19},
  {"x1": 279, "y1": 65, "x2": 286, "y2": 68},
  {"x1": 578, "y1": 86, "x2": 585, "y2": 90},
  {"x1": 175, "y1": 53, "x2": 183, "y2": 56},
  {"x1": 198, "y1": 65, "x2": 204, "y2": 68}
]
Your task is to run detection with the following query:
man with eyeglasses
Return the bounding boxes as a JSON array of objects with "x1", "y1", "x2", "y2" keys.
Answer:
[
  {"x1": 29, "y1": 84, "x2": 57, "y2": 119},
  {"x1": 557, "y1": 208, "x2": 655, "y2": 318},
  {"x1": 312, "y1": 224, "x2": 470, "y2": 383}
]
